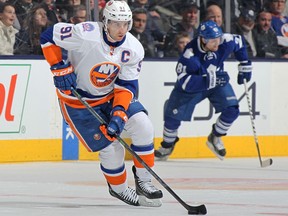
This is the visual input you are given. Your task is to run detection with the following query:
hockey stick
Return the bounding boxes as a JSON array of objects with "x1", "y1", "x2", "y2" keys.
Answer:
[
  {"x1": 243, "y1": 80, "x2": 273, "y2": 168},
  {"x1": 71, "y1": 88, "x2": 207, "y2": 215}
]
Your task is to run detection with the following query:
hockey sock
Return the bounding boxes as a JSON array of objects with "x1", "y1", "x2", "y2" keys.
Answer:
[
  {"x1": 135, "y1": 166, "x2": 153, "y2": 182},
  {"x1": 101, "y1": 163, "x2": 128, "y2": 193},
  {"x1": 131, "y1": 143, "x2": 154, "y2": 167},
  {"x1": 163, "y1": 127, "x2": 178, "y2": 145},
  {"x1": 213, "y1": 106, "x2": 239, "y2": 136}
]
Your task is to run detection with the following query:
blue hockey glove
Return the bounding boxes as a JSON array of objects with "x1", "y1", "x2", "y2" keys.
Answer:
[
  {"x1": 51, "y1": 62, "x2": 76, "y2": 94},
  {"x1": 216, "y1": 72, "x2": 230, "y2": 87},
  {"x1": 100, "y1": 106, "x2": 128, "y2": 141},
  {"x1": 204, "y1": 69, "x2": 230, "y2": 89},
  {"x1": 107, "y1": 106, "x2": 128, "y2": 136},
  {"x1": 237, "y1": 60, "x2": 252, "y2": 85}
]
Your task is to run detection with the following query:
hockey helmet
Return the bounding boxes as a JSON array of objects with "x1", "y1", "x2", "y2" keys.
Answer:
[
  {"x1": 198, "y1": 20, "x2": 223, "y2": 42},
  {"x1": 103, "y1": 0, "x2": 133, "y2": 31}
]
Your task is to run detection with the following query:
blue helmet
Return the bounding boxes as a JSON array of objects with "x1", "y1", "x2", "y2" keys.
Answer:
[{"x1": 198, "y1": 20, "x2": 223, "y2": 41}]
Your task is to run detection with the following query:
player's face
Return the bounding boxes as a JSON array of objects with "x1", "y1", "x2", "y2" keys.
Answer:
[
  {"x1": 107, "y1": 20, "x2": 130, "y2": 41},
  {"x1": 203, "y1": 37, "x2": 221, "y2": 52}
]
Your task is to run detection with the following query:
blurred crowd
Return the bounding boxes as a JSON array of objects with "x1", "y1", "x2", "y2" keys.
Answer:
[{"x1": 1, "y1": 0, "x2": 288, "y2": 59}]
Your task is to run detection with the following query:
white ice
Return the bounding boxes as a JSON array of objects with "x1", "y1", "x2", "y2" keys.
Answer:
[{"x1": 0, "y1": 157, "x2": 287, "y2": 216}]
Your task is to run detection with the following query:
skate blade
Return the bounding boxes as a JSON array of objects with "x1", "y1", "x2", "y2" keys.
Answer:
[
  {"x1": 155, "y1": 156, "x2": 169, "y2": 161},
  {"x1": 206, "y1": 142, "x2": 224, "y2": 161},
  {"x1": 138, "y1": 195, "x2": 162, "y2": 207}
]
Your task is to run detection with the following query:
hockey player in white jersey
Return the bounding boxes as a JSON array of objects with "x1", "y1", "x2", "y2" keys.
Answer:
[
  {"x1": 40, "y1": 0, "x2": 162, "y2": 207},
  {"x1": 155, "y1": 20, "x2": 252, "y2": 160}
]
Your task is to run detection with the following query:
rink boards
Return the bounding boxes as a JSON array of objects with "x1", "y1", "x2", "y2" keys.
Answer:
[{"x1": 0, "y1": 59, "x2": 287, "y2": 162}]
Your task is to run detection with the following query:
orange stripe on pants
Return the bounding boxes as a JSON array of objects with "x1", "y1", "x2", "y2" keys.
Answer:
[
  {"x1": 133, "y1": 153, "x2": 154, "y2": 168},
  {"x1": 103, "y1": 170, "x2": 127, "y2": 185}
]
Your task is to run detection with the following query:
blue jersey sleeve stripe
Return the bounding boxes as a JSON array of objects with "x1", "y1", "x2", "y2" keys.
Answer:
[
  {"x1": 115, "y1": 79, "x2": 138, "y2": 96},
  {"x1": 100, "y1": 163, "x2": 125, "y2": 174},
  {"x1": 40, "y1": 26, "x2": 56, "y2": 45}
]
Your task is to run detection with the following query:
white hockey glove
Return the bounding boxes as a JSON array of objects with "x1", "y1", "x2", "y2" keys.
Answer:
[
  {"x1": 238, "y1": 60, "x2": 252, "y2": 85},
  {"x1": 206, "y1": 68, "x2": 216, "y2": 89}
]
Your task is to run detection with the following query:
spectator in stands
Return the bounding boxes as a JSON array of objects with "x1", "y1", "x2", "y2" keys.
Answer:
[
  {"x1": 283, "y1": 0, "x2": 288, "y2": 16},
  {"x1": 68, "y1": 4, "x2": 86, "y2": 24},
  {"x1": 55, "y1": 0, "x2": 70, "y2": 22},
  {"x1": 199, "y1": 0, "x2": 238, "y2": 23},
  {"x1": 87, "y1": 0, "x2": 106, "y2": 21},
  {"x1": 12, "y1": 0, "x2": 38, "y2": 27},
  {"x1": 199, "y1": 0, "x2": 225, "y2": 21},
  {"x1": 163, "y1": 2, "x2": 199, "y2": 57},
  {"x1": 56, "y1": 0, "x2": 81, "y2": 22},
  {"x1": 204, "y1": 2, "x2": 223, "y2": 28},
  {"x1": 129, "y1": 0, "x2": 165, "y2": 44},
  {"x1": 231, "y1": 6, "x2": 257, "y2": 58},
  {"x1": 164, "y1": 32, "x2": 191, "y2": 57},
  {"x1": 0, "y1": 3, "x2": 18, "y2": 55},
  {"x1": 14, "y1": 4, "x2": 51, "y2": 55},
  {"x1": 238, "y1": 0, "x2": 264, "y2": 15},
  {"x1": 130, "y1": 7, "x2": 156, "y2": 57},
  {"x1": 98, "y1": 0, "x2": 106, "y2": 10},
  {"x1": 41, "y1": 0, "x2": 60, "y2": 24},
  {"x1": 253, "y1": 9, "x2": 281, "y2": 58},
  {"x1": 1, "y1": 0, "x2": 21, "y2": 30},
  {"x1": 68, "y1": 0, "x2": 80, "y2": 6},
  {"x1": 266, "y1": 0, "x2": 288, "y2": 58}
]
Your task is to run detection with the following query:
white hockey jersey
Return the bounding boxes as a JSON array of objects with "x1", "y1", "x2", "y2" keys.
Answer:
[{"x1": 41, "y1": 22, "x2": 144, "y2": 110}]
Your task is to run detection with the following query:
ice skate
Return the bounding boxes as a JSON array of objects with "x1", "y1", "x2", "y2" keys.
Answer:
[
  {"x1": 108, "y1": 182, "x2": 162, "y2": 207},
  {"x1": 154, "y1": 137, "x2": 179, "y2": 161},
  {"x1": 132, "y1": 166, "x2": 162, "y2": 207},
  {"x1": 108, "y1": 183, "x2": 140, "y2": 206},
  {"x1": 206, "y1": 132, "x2": 226, "y2": 160}
]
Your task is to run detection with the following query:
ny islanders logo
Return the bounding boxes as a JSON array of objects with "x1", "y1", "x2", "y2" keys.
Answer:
[{"x1": 90, "y1": 62, "x2": 120, "y2": 87}]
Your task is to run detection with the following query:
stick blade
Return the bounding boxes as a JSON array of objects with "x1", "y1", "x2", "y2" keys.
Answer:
[
  {"x1": 261, "y1": 158, "x2": 273, "y2": 168},
  {"x1": 188, "y1": 204, "x2": 207, "y2": 215}
]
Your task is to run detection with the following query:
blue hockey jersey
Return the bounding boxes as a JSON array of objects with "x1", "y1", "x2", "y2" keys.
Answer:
[{"x1": 175, "y1": 33, "x2": 249, "y2": 93}]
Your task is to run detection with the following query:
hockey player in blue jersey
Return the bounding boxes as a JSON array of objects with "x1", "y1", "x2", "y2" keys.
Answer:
[{"x1": 155, "y1": 20, "x2": 252, "y2": 160}]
